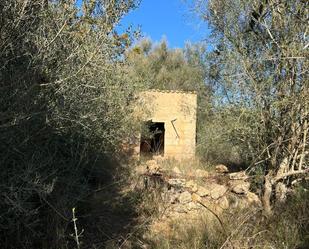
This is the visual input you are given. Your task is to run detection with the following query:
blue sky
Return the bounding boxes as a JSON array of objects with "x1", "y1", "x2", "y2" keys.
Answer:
[{"x1": 118, "y1": 0, "x2": 211, "y2": 48}]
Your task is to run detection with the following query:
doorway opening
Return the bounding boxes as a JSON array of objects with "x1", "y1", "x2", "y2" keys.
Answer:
[{"x1": 140, "y1": 121, "x2": 165, "y2": 157}]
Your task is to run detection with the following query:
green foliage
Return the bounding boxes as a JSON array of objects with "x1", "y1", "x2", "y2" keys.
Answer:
[
  {"x1": 0, "y1": 0, "x2": 140, "y2": 248},
  {"x1": 126, "y1": 38, "x2": 209, "y2": 92},
  {"x1": 190, "y1": 0, "x2": 309, "y2": 178}
]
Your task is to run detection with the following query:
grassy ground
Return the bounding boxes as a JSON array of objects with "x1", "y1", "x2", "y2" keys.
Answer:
[{"x1": 138, "y1": 185, "x2": 309, "y2": 249}]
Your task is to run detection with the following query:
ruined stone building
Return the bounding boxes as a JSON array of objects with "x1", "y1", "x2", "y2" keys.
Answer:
[{"x1": 135, "y1": 90, "x2": 197, "y2": 160}]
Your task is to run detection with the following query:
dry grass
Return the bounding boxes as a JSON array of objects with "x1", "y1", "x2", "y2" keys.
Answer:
[
  {"x1": 153, "y1": 157, "x2": 215, "y2": 175},
  {"x1": 132, "y1": 174, "x2": 309, "y2": 249}
]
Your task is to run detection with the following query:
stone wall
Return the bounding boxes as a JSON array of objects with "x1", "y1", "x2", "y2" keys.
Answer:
[{"x1": 135, "y1": 160, "x2": 261, "y2": 239}]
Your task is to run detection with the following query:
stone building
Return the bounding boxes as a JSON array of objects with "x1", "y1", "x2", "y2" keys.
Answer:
[{"x1": 135, "y1": 90, "x2": 197, "y2": 160}]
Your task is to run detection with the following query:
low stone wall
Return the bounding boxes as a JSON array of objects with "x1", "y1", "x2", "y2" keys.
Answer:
[{"x1": 135, "y1": 159, "x2": 261, "y2": 238}]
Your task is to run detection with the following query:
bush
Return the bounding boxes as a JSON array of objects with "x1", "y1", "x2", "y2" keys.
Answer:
[{"x1": 0, "y1": 1, "x2": 140, "y2": 248}]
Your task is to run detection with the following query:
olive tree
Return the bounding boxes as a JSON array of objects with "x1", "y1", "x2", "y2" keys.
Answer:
[
  {"x1": 0, "y1": 0, "x2": 140, "y2": 247},
  {"x1": 192, "y1": 0, "x2": 308, "y2": 213}
]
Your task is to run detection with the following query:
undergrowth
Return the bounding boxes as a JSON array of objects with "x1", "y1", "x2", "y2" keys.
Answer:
[{"x1": 138, "y1": 185, "x2": 309, "y2": 249}]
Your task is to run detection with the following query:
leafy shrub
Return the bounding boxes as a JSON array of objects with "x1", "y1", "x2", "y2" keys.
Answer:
[{"x1": 0, "y1": 1, "x2": 140, "y2": 248}]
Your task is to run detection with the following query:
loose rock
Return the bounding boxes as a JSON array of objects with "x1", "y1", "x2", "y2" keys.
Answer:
[
  {"x1": 191, "y1": 193, "x2": 202, "y2": 202},
  {"x1": 209, "y1": 183, "x2": 228, "y2": 199},
  {"x1": 229, "y1": 171, "x2": 248, "y2": 180},
  {"x1": 185, "y1": 180, "x2": 198, "y2": 192},
  {"x1": 196, "y1": 186, "x2": 210, "y2": 197},
  {"x1": 178, "y1": 191, "x2": 192, "y2": 204},
  {"x1": 246, "y1": 192, "x2": 261, "y2": 206},
  {"x1": 215, "y1": 164, "x2": 229, "y2": 173},
  {"x1": 186, "y1": 202, "x2": 200, "y2": 211},
  {"x1": 231, "y1": 181, "x2": 250, "y2": 194},
  {"x1": 146, "y1": 160, "x2": 160, "y2": 173},
  {"x1": 168, "y1": 178, "x2": 186, "y2": 188},
  {"x1": 217, "y1": 196, "x2": 229, "y2": 210}
]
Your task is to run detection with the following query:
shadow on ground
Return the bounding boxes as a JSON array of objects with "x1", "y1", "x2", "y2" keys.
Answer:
[
  {"x1": 0, "y1": 119, "x2": 142, "y2": 249},
  {"x1": 77, "y1": 156, "x2": 143, "y2": 249}
]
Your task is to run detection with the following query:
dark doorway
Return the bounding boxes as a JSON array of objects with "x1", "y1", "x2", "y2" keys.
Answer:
[{"x1": 140, "y1": 121, "x2": 165, "y2": 157}]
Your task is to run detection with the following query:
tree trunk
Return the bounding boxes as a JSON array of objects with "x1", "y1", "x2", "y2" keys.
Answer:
[{"x1": 262, "y1": 171, "x2": 273, "y2": 215}]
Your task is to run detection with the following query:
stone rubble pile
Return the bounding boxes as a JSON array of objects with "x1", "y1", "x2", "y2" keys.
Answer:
[{"x1": 136, "y1": 159, "x2": 261, "y2": 236}]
